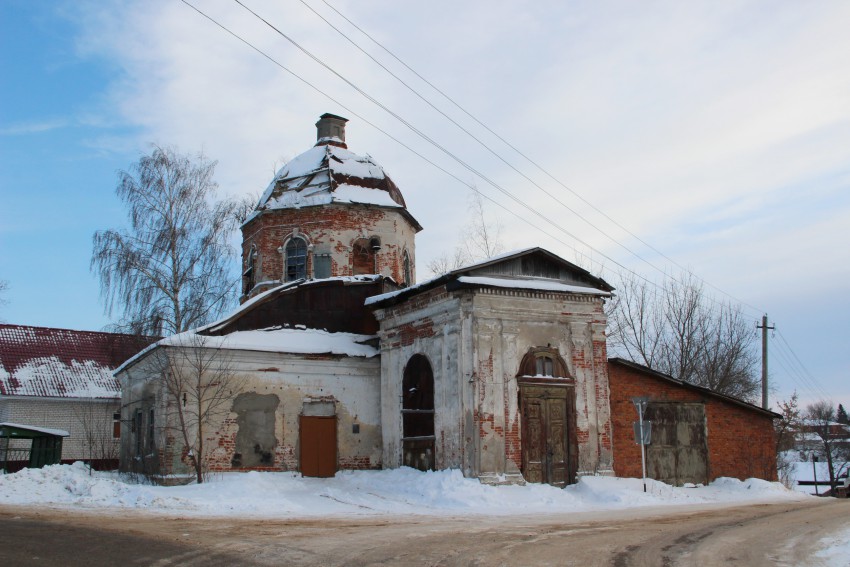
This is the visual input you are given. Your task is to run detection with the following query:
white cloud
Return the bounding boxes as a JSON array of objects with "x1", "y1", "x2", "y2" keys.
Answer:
[{"x1": 63, "y1": 0, "x2": 850, "y2": 399}]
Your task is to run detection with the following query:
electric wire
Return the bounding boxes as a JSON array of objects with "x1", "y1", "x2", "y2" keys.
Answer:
[
  {"x1": 313, "y1": 0, "x2": 766, "y2": 318},
  {"x1": 177, "y1": 0, "x2": 603, "y2": 269},
  {"x1": 230, "y1": 0, "x2": 762, "y2": 324},
  {"x1": 774, "y1": 329, "x2": 830, "y2": 401},
  {"x1": 180, "y1": 1, "x2": 822, "y2": 401},
  {"x1": 225, "y1": 0, "x2": 677, "y2": 291},
  {"x1": 297, "y1": 0, "x2": 688, "y2": 293}
]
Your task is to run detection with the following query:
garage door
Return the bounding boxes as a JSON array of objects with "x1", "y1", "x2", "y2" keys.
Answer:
[{"x1": 645, "y1": 402, "x2": 708, "y2": 486}]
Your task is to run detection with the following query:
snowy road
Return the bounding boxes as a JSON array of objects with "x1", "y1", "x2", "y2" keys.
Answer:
[{"x1": 1, "y1": 499, "x2": 846, "y2": 566}]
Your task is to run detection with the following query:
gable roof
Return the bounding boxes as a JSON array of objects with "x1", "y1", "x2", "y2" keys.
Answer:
[
  {"x1": 366, "y1": 247, "x2": 613, "y2": 308},
  {"x1": 608, "y1": 357, "x2": 780, "y2": 419},
  {"x1": 0, "y1": 324, "x2": 155, "y2": 399}
]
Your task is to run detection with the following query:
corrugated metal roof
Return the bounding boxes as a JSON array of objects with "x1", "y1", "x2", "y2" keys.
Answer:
[{"x1": 0, "y1": 324, "x2": 155, "y2": 399}]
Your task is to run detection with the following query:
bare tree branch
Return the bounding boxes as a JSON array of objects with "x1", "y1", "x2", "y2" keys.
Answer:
[
  {"x1": 608, "y1": 271, "x2": 759, "y2": 401},
  {"x1": 426, "y1": 190, "x2": 505, "y2": 277}
]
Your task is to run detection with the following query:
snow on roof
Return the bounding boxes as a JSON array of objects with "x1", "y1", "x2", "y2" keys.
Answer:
[
  {"x1": 0, "y1": 422, "x2": 69, "y2": 437},
  {"x1": 159, "y1": 327, "x2": 378, "y2": 358},
  {"x1": 256, "y1": 144, "x2": 404, "y2": 212},
  {"x1": 456, "y1": 276, "x2": 612, "y2": 296},
  {"x1": 365, "y1": 249, "x2": 611, "y2": 306},
  {"x1": 0, "y1": 325, "x2": 155, "y2": 399}
]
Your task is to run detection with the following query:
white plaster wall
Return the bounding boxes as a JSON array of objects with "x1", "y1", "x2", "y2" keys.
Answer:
[
  {"x1": 117, "y1": 347, "x2": 382, "y2": 476},
  {"x1": 375, "y1": 292, "x2": 466, "y2": 471}
]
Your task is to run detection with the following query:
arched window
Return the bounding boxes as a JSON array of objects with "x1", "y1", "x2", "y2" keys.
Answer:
[
  {"x1": 243, "y1": 245, "x2": 257, "y2": 295},
  {"x1": 352, "y1": 238, "x2": 376, "y2": 275},
  {"x1": 401, "y1": 354, "x2": 435, "y2": 471},
  {"x1": 402, "y1": 250, "x2": 411, "y2": 287},
  {"x1": 517, "y1": 347, "x2": 570, "y2": 378},
  {"x1": 285, "y1": 237, "x2": 308, "y2": 281}
]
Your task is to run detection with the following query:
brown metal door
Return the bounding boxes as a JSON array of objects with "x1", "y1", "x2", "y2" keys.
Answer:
[
  {"x1": 520, "y1": 384, "x2": 575, "y2": 487},
  {"x1": 300, "y1": 415, "x2": 337, "y2": 477},
  {"x1": 645, "y1": 403, "x2": 708, "y2": 485}
]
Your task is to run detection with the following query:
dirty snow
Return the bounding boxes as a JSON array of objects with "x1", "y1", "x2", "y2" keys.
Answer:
[
  {"x1": 809, "y1": 525, "x2": 850, "y2": 566},
  {"x1": 0, "y1": 462, "x2": 807, "y2": 519}
]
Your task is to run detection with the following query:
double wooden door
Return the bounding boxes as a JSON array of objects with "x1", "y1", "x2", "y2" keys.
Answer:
[{"x1": 520, "y1": 383, "x2": 577, "y2": 487}]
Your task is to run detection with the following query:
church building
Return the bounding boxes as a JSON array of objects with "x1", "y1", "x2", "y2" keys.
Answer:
[{"x1": 116, "y1": 114, "x2": 615, "y2": 485}]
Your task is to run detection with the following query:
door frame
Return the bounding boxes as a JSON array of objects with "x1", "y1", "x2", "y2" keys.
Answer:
[{"x1": 518, "y1": 377, "x2": 578, "y2": 487}]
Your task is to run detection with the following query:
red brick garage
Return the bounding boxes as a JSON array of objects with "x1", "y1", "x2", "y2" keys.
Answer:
[{"x1": 608, "y1": 358, "x2": 778, "y2": 484}]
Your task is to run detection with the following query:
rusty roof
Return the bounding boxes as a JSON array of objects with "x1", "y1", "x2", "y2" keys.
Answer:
[{"x1": 0, "y1": 324, "x2": 155, "y2": 399}]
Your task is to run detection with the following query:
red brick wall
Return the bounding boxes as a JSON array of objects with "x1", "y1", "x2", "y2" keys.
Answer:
[
  {"x1": 241, "y1": 204, "x2": 416, "y2": 297},
  {"x1": 608, "y1": 360, "x2": 777, "y2": 482}
]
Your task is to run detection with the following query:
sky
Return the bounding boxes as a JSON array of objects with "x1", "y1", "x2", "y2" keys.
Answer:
[{"x1": 1, "y1": 0, "x2": 848, "y2": 409}]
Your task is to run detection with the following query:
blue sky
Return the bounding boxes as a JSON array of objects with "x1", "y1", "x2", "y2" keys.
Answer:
[{"x1": 1, "y1": 0, "x2": 848, "y2": 409}]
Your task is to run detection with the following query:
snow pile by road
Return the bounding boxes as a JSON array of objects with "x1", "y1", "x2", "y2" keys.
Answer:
[{"x1": 0, "y1": 462, "x2": 807, "y2": 518}]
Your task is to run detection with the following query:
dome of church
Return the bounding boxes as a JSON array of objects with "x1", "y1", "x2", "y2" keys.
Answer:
[{"x1": 255, "y1": 114, "x2": 408, "y2": 212}]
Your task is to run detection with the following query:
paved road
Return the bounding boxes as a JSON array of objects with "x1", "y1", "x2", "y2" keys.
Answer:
[{"x1": 0, "y1": 499, "x2": 845, "y2": 566}]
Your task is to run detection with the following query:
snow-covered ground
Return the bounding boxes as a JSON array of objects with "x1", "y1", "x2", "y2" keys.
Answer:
[
  {"x1": 0, "y1": 462, "x2": 808, "y2": 518},
  {"x1": 811, "y1": 526, "x2": 850, "y2": 566}
]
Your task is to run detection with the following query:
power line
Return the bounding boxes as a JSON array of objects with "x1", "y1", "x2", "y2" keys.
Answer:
[
  {"x1": 226, "y1": 0, "x2": 675, "y2": 287},
  {"x1": 179, "y1": 0, "x2": 819, "y2": 402},
  {"x1": 176, "y1": 0, "x2": 606, "y2": 269},
  {"x1": 229, "y1": 0, "x2": 762, "y2": 324},
  {"x1": 774, "y1": 328, "x2": 830, "y2": 401},
  {"x1": 312, "y1": 0, "x2": 766, "y2": 318}
]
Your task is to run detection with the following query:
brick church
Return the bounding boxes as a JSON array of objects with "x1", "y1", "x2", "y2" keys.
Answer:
[{"x1": 117, "y1": 114, "x2": 775, "y2": 485}]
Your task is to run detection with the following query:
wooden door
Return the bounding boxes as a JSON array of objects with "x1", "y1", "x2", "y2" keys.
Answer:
[
  {"x1": 520, "y1": 384, "x2": 576, "y2": 487},
  {"x1": 300, "y1": 415, "x2": 337, "y2": 477}
]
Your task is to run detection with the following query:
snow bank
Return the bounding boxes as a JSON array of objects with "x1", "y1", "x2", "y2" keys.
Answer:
[{"x1": 0, "y1": 463, "x2": 807, "y2": 518}]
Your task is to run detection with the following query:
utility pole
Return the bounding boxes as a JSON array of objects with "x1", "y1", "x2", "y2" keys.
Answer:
[{"x1": 757, "y1": 315, "x2": 775, "y2": 410}]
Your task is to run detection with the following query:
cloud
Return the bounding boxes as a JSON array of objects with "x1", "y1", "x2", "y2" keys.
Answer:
[
  {"x1": 0, "y1": 118, "x2": 70, "y2": 135},
  {"x1": 63, "y1": 0, "x2": 850, "y2": 397}
]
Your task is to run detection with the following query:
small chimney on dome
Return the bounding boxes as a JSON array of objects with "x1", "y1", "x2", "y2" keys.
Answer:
[{"x1": 315, "y1": 113, "x2": 348, "y2": 148}]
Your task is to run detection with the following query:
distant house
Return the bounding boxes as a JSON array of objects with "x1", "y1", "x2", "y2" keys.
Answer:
[
  {"x1": 0, "y1": 324, "x2": 154, "y2": 471},
  {"x1": 607, "y1": 358, "x2": 779, "y2": 484}
]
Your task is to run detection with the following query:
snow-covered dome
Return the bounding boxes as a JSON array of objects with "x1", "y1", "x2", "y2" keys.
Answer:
[{"x1": 256, "y1": 114, "x2": 408, "y2": 212}]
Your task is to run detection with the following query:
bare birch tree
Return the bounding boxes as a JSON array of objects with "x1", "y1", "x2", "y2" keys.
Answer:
[
  {"x1": 91, "y1": 146, "x2": 251, "y2": 336},
  {"x1": 427, "y1": 191, "x2": 505, "y2": 277},
  {"x1": 608, "y1": 272, "x2": 760, "y2": 401},
  {"x1": 160, "y1": 334, "x2": 245, "y2": 483}
]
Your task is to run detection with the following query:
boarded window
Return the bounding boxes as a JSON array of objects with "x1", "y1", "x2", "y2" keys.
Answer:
[
  {"x1": 352, "y1": 239, "x2": 375, "y2": 275},
  {"x1": 113, "y1": 412, "x2": 121, "y2": 438},
  {"x1": 314, "y1": 254, "x2": 331, "y2": 279}
]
